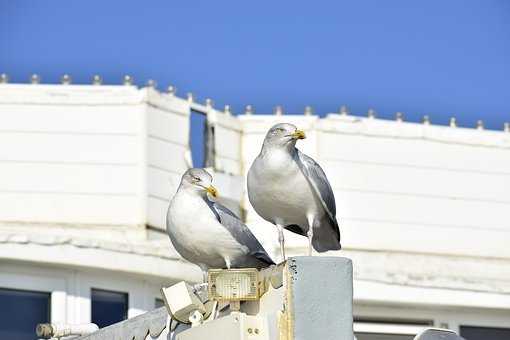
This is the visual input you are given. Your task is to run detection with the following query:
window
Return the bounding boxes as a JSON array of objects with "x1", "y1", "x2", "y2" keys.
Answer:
[
  {"x1": 354, "y1": 318, "x2": 431, "y2": 340},
  {"x1": 0, "y1": 287, "x2": 50, "y2": 340},
  {"x1": 91, "y1": 289, "x2": 128, "y2": 329},
  {"x1": 460, "y1": 326, "x2": 510, "y2": 340},
  {"x1": 189, "y1": 110, "x2": 207, "y2": 168}
]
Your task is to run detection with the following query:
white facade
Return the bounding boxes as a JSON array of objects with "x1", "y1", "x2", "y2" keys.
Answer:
[{"x1": 0, "y1": 83, "x2": 509, "y2": 338}]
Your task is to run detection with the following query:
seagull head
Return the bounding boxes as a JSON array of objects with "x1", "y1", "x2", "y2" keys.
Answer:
[
  {"x1": 262, "y1": 123, "x2": 306, "y2": 149},
  {"x1": 180, "y1": 168, "x2": 218, "y2": 198}
]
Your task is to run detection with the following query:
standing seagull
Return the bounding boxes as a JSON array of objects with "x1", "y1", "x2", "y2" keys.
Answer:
[
  {"x1": 167, "y1": 168, "x2": 274, "y2": 281},
  {"x1": 248, "y1": 123, "x2": 341, "y2": 259}
]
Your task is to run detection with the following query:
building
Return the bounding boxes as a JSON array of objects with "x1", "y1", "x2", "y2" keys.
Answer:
[{"x1": 0, "y1": 79, "x2": 509, "y2": 340}]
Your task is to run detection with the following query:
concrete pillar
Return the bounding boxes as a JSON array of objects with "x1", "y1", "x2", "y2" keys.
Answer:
[{"x1": 282, "y1": 257, "x2": 353, "y2": 340}]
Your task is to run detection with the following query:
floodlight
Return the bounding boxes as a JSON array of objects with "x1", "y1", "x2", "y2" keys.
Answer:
[{"x1": 208, "y1": 268, "x2": 262, "y2": 301}]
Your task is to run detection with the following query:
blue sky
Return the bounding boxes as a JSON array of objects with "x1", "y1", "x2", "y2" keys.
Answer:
[{"x1": 1, "y1": 0, "x2": 509, "y2": 133}]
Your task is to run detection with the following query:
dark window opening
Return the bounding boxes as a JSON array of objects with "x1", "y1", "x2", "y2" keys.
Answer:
[
  {"x1": 354, "y1": 318, "x2": 432, "y2": 340},
  {"x1": 189, "y1": 110, "x2": 207, "y2": 168},
  {"x1": 460, "y1": 325, "x2": 510, "y2": 340},
  {"x1": 91, "y1": 289, "x2": 128, "y2": 329},
  {"x1": 0, "y1": 287, "x2": 51, "y2": 340}
]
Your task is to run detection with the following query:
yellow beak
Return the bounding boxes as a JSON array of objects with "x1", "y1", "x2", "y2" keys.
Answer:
[
  {"x1": 206, "y1": 185, "x2": 218, "y2": 198},
  {"x1": 291, "y1": 129, "x2": 306, "y2": 140}
]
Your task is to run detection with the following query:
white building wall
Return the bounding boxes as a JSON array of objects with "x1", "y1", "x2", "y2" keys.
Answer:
[{"x1": 0, "y1": 84, "x2": 146, "y2": 225}]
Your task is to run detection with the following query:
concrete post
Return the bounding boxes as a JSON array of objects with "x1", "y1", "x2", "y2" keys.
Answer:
[{"x1": 281, "y1": 257, "x2": 353, "y2": 340}]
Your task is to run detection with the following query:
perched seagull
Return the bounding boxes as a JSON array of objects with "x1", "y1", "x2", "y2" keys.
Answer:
[
  {"x1": 247, "y1": 123, "x2": 341, "y2": 259},
  {"x1": 167, "y1": 168, "x2": 275, "y2": 281}
]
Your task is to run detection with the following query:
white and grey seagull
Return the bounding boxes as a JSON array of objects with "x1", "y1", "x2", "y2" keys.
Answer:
[
  {"x1": 166, "y1": 168, "x2": 275, "y2": 281},
  {"x1": 247, "y1": 123, "x2": 341, "y2": 259}
]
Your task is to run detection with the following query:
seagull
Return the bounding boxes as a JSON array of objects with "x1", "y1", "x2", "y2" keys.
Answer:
[
  {"x1": 166, "y1": 168, "x2": 275, "y2": 281},
  {"x1": 247, "y1": 123, "x2": 341, "y2": 259}
]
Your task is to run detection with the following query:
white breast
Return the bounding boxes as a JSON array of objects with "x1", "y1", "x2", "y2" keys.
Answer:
[
  {"x1": 166, "y1": 191, "x2": 247, "y2": 269},
  {"x1": 248, "y1": 149, "x2": 322, "y2": 228}
]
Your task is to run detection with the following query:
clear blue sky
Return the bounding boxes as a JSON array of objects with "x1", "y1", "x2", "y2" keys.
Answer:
[{"x1": 1, "y1": 0, "x2": 509, "y2": 132}]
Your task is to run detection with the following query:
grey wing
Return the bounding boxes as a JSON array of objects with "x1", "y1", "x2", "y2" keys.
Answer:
[
  {"x1": 296, "y1": 150, "x2": 340, "y2": 242},
  {"x1": 206, "y1": 199, "x2": 275, "y2": 266}
]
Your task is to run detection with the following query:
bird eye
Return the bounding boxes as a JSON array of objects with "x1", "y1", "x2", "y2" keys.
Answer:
[{"x1": 191, "y1": 176, "x2": 200, "y2": 182}]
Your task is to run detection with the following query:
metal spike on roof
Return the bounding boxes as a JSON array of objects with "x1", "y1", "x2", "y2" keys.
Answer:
[
  {"x1": 30, "y1": 74, "x2": 40, "y2": 84},
  {"x1": 449, "y1": 117, "x2": 457, "y2": 127},
  {"x1": 476, "y1": 120, "x2": 484, "y2": 130},
  {"x1": 224, "y1": 105, "x2": 232, "y2": 115},
  {"x1": 60, "y1": 74, "x2": 71, "y2": 85},
  {"x1": 273, "y1": 105, "x2": 283, "y2": 115},
  {"x1": 304, "y1": 106, "x2": 314, "y2": 116},
  {"x1": 367, "y1": 108, "x2": 376, "y2": 118},
  {"x1": 123, "y1": 75, "x2": 133, "y2": 85},
  {"x1": 0, "y1": 73, "x2": 8, "y2": 84},
  {"x1": 422, "y1": 115, "x2": 431, "y2": 125},
  {"x1": 244, "y1": 105, "x2": 254, "y2": 115},
  {"x1": 92, "y1": 75, "x2": 102, "y2": 85},
  {"x1": 146, "y1": 79, "x2": 157, "y2": 88},
  {"x1": 167, "y1": 85, "x2": 176, "y2": 95},
  {"x1": 339, "y1": 105, "x2": 349, "y2": 115},
  {"x1": 395, "y1": 112, "x2": 404, "y2": 122}
]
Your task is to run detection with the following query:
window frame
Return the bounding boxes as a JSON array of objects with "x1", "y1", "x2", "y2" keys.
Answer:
[{"x1": 0, "y1": 265, "x2": 66, "y2": 323}]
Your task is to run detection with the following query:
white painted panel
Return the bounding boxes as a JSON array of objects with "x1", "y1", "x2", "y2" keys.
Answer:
[
  {"x1": 0, "y1": 192, "x2": 141, "y2": 224},
  {"x1": 322, "y1": 160, "x2": 510, "y2": 203},
  {"x1": 342, "y1": 218, "x2": 510, "y2": 258},
  {"x1": 318, "y1": 131, "x2": 510, "y2": 174},
  {"x1": 147, "y1": 196, "x2": 168, "y2": 230},
  {"x1": 0, "y1": 132, "x2": 138, "y2": 164},
  {"x1": 147, "y1": 137, "x2": 188, "y2": 173},
  {"x1": 0, "y1": 163, "x2": 138, "y2": 194},
  {"x1": 0, "y1": 104, "x2": 141, "y2": 134},
  {"x1": 335, "y1": 189, "x2": 509, "y2": 230},
  {"x1": 216, "y1": 157, "x2": 240, "y2": 175},
  {"x1": 147, "y1": 166, "x2": 180, "y2": 201},
  {"x1": 146, "y1": 89, "x2": 190, "y2": 116},
  {"x1": 214, "y1": 124, "x2": 240, "y2": 161},
  {"x1": 147, "y1": 106, "x2": 189, "y2": 146}
]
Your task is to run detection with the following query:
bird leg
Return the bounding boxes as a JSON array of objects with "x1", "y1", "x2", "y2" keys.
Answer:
[
  {"x1": 307, "y1": 215, "x2": 314, "y2": 256},
  {"x1": 277, "y1": 224, "x2": 286, "y2": 261},
  {"x1": 199, "y1": 265, "x2": 208, "y2": 283}
]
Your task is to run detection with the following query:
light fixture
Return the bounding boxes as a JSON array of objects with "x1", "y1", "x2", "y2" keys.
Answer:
[{"x1": 208, "y1": 268, "x2": 261, "y2": 301}]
